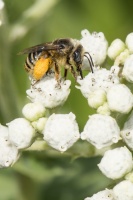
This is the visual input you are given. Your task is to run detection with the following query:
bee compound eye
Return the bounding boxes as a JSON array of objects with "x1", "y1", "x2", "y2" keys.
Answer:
[{"x1": 73, "y1": 51, "x2": 81, "y2": 63}]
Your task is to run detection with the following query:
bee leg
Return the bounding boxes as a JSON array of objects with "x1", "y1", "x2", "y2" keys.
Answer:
[
  {"x1": 31, "y1": 79, "x2": 39, "y2": 86},
  {"x1": 77, "y1": 66, "x2": 83, "y2": 79},
  {"x1": 70, "y1": 65, "x2": 77, "y2": 80},
  {"x1": 54, "y1": 63, "x2": 61, "y2": 88},
  {"x1": 63, "y1": 69, "x2": 68, "y2": 80}
]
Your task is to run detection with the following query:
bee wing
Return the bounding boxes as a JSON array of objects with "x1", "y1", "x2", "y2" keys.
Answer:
[{"x1": 18, "y1": 42, "x2": 61, "y2": 55}]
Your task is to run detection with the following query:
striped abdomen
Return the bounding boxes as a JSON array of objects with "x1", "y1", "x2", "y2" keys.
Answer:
[{"x1": 25, "y1": 51, "x2": 42, "y2": 73}]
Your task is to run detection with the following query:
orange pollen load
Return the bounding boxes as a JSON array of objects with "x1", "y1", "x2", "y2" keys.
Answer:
[{"x1": 33, "y1": 57, "x2": 52, "y2": 80}]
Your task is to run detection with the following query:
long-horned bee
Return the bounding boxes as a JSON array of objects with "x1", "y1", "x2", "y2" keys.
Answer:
[{"x1": 19, "y1": 38, "x2": 94, "y2": 84}]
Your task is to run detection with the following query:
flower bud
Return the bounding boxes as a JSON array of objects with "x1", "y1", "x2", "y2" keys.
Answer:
[
  {"x1": 88, "y1": 89, "x2": 106, "y2": 109},
  {"x1": 0, "y1": 124, "x2": 19, "y2": 168},
  {"x1": 0, "y1": 141, "x2": 20, "y2": 168},
  {"x1": 122, "y1": 55, "x2": 133, "y2": 83},
  {"x1": 114, "y1": 49, "x2": 129, "y2": 66},
  {"x1": 108, "y1": 39, "x2": 126, "y2": 60},
  {"x1": 126, "y1": 33, "x2": 133, "y2": 53},
  {"x1": 80, "y1": 29, "x2": 108, "y2": 67},
  {"x1": 107, "y1": 84, "x2": 133, "y2": 114},
  {"x1": 43, "y1": 113, "x2": 80, "y2": 152},
  {"x1": 113, "y1": 180, "x2": 133, "y2": 200},
  {"x1": 97, "y1": 102, "x2": 111, "y2": 115},
  {"x1": 121, "y1": 110, "x2": 133, "y2": 150},
  {"x1": 81, "y1": 114, "x2": 120, "y2": 149},
  {"x1": 32, "y1": 117, "x2": 47, "y2": 133},
  {"x1": 22, "y1": 102, "x2": 46, "y2": 121},
  {"x1": 7, "y1": 118, "x2": 36, "y2": 149},
  {"x1": 98, "y1": 147, "x2": 133, "y2": 179}
]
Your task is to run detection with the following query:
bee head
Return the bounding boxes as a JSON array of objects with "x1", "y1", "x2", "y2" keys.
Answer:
[{"x1": 71, "y1": 43, "x2": 94, "y2": 73}]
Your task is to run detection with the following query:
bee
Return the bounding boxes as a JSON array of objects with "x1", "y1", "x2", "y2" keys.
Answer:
[{"x1": 19, "y1": 38, "x2": 94, "y2": 84}]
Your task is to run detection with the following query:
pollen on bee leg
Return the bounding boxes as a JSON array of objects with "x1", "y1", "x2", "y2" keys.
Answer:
[{"x1": 33, "y1": 57, "x2": 52, "y2": 81}]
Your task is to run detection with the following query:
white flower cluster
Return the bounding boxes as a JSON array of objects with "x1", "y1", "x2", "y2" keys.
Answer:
[
  {"x1": 2, "y1": 29, "x2": 133, "y2": 200},
  {"x1": 82, "y1": 31, "x2": 133, "y2": 200},
  {"x1": 0, "y1": 102, "x2": 47, "y2": 167},
  {"x1": 79, "y1": 31, "x2": 133, "y2": 116},
  {"x1": 0, "y1": 100, "x2": 81, "y2": 167},
  {"x1": 77, "y1": 65, "x2": 133, "y2": 115},
  {"x1": 27, "y1": 74, "x2": 71, "y2": 109},
  {"x1": 77, "y1": 66, "x2": 131, "y2": 114},
  {"x1": 108, "y1": 33, "x2": 133, "y2": 83}
]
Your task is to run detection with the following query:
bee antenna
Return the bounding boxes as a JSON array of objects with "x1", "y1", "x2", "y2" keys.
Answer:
[{"x1": 84, "y1": 52, "x2": 94, "y2": 73}]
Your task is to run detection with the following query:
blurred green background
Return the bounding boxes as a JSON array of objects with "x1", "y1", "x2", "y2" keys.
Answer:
[{"x1": 0, "y1": 0, "x2": 133, "y2": 199}]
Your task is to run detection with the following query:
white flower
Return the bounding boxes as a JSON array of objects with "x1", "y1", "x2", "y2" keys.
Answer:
[
  {"x1": 113, "y1": 180, "x2": 133, "y2": 200},
  {"x1": 7, "y1": 118, "x2": 36, "y2": 149},
  {"x1": 88, "y1": 89, "x2": 106, "y2": 109},
  {"x1": 22, "y1": 102, "x2": 46, "y2": 121},
  {"x1": 107, "y1": 39, "x2": 126, "y2": 60},
  {"x1": 98, "y1": 147, "x2": 133, "y2": 179},
  {"x1": 81, "y1": 114, "x2": 120, "y2": 149},
  {"x1": 121, "y1": 110, "x2": 133, "y2": 150},
  {"x1": 42, "y1": 113, "x2": 80, "y2": 152},
  {"x1": 84, "y1": 189, "x2": 114, "y2": 200},
  {"x1": 107, "y1": 84, "x2": 133, "y2": 114},
  {"x1": 126, "y1": 33, "x2": 133, "y2": 53},
  {"x1": 80, "y1": 29, "x2": 108, "y2": 68},
  {"x1": 122, "y1": 55, "x2": 133, "y2": 83},
  {"x1": 0, "y1": 125, "x2": 20, "y2": 168},
  {"x1": 26, "y1": 75, "x2": 71, "y2": 109}
]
